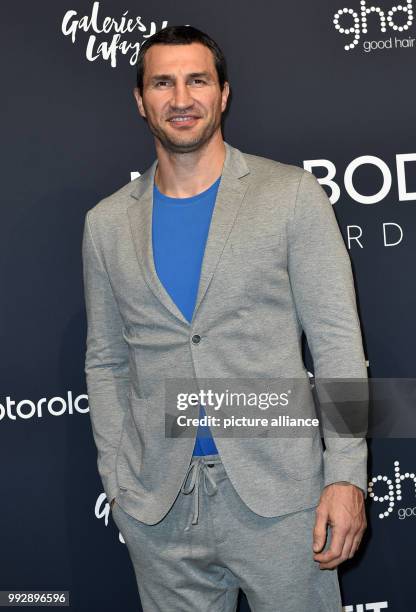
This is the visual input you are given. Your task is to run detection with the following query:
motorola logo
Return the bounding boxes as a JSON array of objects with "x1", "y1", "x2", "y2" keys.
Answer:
[{"x1": 0, "y1": 392, "x2": 89, "y2": 420}]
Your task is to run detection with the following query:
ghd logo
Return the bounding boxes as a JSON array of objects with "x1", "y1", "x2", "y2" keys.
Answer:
[
  {"x1": 333, "y1": 1, "x2": 414, "y2": 50},
  {"x1": 368, "y1": 460, "x2": 416, "y2": 519}
]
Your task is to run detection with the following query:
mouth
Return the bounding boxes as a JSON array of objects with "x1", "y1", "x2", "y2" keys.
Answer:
[{"x1": 167, "y1": 115, "x2": 201, "y2": 127}]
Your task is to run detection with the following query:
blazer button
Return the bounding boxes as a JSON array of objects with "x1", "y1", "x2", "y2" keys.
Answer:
[{"x1": 191, "y1": 334, "x2": 201, "y2": 344}]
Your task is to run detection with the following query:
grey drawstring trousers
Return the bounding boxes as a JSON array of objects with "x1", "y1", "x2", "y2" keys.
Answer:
[{"x1": 111, "y1": 453, "x2": 342, "y2": 612}]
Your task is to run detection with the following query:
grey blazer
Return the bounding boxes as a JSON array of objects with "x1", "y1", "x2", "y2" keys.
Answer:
[{"x1": 82, "y1": 140, "x2": 368, "y2": 525}]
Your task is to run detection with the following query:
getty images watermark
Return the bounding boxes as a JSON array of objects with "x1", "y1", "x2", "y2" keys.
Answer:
[
  {"x1": 162, "y1": 377, "x2": 416, "y2": 439},
  {"x1": 164, "y1": 376, "x2": 366, "y2": 439},
  {"x1": 172, "y1": 385, "x2": 320, "y2": 434}
]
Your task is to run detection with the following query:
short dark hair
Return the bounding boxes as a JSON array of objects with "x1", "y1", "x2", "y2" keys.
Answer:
[{"x1": 135, "y1": 25, "x2": 228, "y2": 95}]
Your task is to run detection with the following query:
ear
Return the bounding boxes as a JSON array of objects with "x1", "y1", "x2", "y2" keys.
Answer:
[
  {"x1": 133, "y1": 87, "x2": 146, "y2": 118},
  {"x1": 221, "y1": 81, "x2": 230, "y2": 112}
]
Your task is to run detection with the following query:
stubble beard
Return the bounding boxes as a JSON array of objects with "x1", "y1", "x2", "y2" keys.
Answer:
[{"x1": 145, "y1": 109, "x2": 222, "y2": 154}]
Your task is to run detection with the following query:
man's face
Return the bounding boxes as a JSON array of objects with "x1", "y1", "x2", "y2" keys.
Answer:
[{"x1": 133, "y1": 42, "x2": 229, "y2": 153}]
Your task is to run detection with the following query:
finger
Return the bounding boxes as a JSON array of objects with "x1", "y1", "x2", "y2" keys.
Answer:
[
  {"x1": 321, "y1": 519, "x2": 366, "y2": 565},
  {"x1": 348, "y1": 530, "x2": 364, "y2": 559},
  {"x1": 341, "y1": 533, "x2": 355, "y2": 560},
  {"x1": 314, "y1": 525, "x2": 347, "y2": 563},
  {"x1": 312, "y1": 508, "x2": 328, "y2": 553},
  {"x1": 319, "y1": 533, "x2": 355, "y2": 569}
]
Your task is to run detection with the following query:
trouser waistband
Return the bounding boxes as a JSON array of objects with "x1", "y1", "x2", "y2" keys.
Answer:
[{"x1": 180, "y1": 454, "x2": 222, "y2": 531}]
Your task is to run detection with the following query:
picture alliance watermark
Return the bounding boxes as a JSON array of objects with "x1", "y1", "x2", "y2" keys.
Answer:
[
  {"x1": 171, "y1": 386, "x2": 321, "y2": 434},
  {"x1": 164, "y1": 377, "x2": 416, "y2": 439},
  {"x1": 333, "y1": 0, "x2": 414, "y2": 51},
  {"x1": 0, "y1": 392, "x2": 89, "y2": 420}
]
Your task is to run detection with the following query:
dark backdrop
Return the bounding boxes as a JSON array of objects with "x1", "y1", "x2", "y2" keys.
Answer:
[{"x1": 2, "y1": 1, "x2": 415, "y2": 610}]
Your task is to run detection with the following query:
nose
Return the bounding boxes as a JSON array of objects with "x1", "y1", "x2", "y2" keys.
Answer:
[{"x1": 170, "y1": 80, "x2": 194, "y2": 109}]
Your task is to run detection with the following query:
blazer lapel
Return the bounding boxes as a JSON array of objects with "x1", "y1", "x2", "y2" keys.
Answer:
[
  {"x1": 191, "y1": 142, "x2": 250, "y2": 321},
  {"x1": 127, "y1": 140, "x2": 250, "y2": 327},
  {"x1": 127, "y1": 158, "x2": 189, "y2": 326}
]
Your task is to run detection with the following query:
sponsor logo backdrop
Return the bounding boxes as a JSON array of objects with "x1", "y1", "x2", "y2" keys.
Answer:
[{"x1": 1, "y1": 1, "x2": 415, "y2": 610}]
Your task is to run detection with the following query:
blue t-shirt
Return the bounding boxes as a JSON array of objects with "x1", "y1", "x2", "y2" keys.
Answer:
[{"x1": 152, "y1": 173, "x2": 221, "y2": 455}]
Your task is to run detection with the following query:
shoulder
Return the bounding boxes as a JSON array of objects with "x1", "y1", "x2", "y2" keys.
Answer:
[
  {"x1": 241, "y1": 148, "x2": 306, "y2": 189},
  {"x1": 236, "y1": 148, "x2": 312, "y2": 207},
  {"x1": 85, "y1": 176, "x2": 141, "y2": 224},
  {"x1": 241, "y1": 147, "x2": 304, "y2": 177}
]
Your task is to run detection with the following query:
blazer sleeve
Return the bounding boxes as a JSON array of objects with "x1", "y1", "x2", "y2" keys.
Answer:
[
  {"x1": 287, "y1": 169, "x2": 368, "y2": 497},
  {"x1": 82, "y1": 210, "x2": 130, "y2": 505}
]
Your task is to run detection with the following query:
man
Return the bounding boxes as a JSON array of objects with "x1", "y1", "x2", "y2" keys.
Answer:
[{"x1": 82, "y1": 24, "x2": 367, "y2": 612}]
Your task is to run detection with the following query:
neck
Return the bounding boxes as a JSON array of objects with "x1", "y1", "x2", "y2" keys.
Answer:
[{"x1": 154, "y1": 133, "x2": 225, "y2": 198}]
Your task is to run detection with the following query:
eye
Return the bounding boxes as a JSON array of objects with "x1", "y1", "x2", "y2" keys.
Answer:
[
  {"x1": 191, "y1": 79, "x2": 206, "y2": 85},
  {"x1": 155, "y1": 80, "x2": 170, "y2": 88}
]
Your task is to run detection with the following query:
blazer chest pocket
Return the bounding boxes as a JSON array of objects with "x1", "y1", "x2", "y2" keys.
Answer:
[
  {"x1": 214, "y1": 232, "x2": 284, "y2": 307},
  {"x1": 227, "y1": 233, "x2": 284, "y2": 298},
  {"x1": 230, "y1": 233, "x2": 281, "y2": 256}
]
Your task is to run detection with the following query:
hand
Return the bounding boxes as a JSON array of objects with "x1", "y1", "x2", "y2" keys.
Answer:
[{"x1": 312, "y1": 481, "x2": 367, "y2": 570}]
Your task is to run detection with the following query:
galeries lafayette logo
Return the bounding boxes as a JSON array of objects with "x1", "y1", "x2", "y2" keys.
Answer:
[{"x1": 61, "y1": 1, "x2": 169, "y2": 67}]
